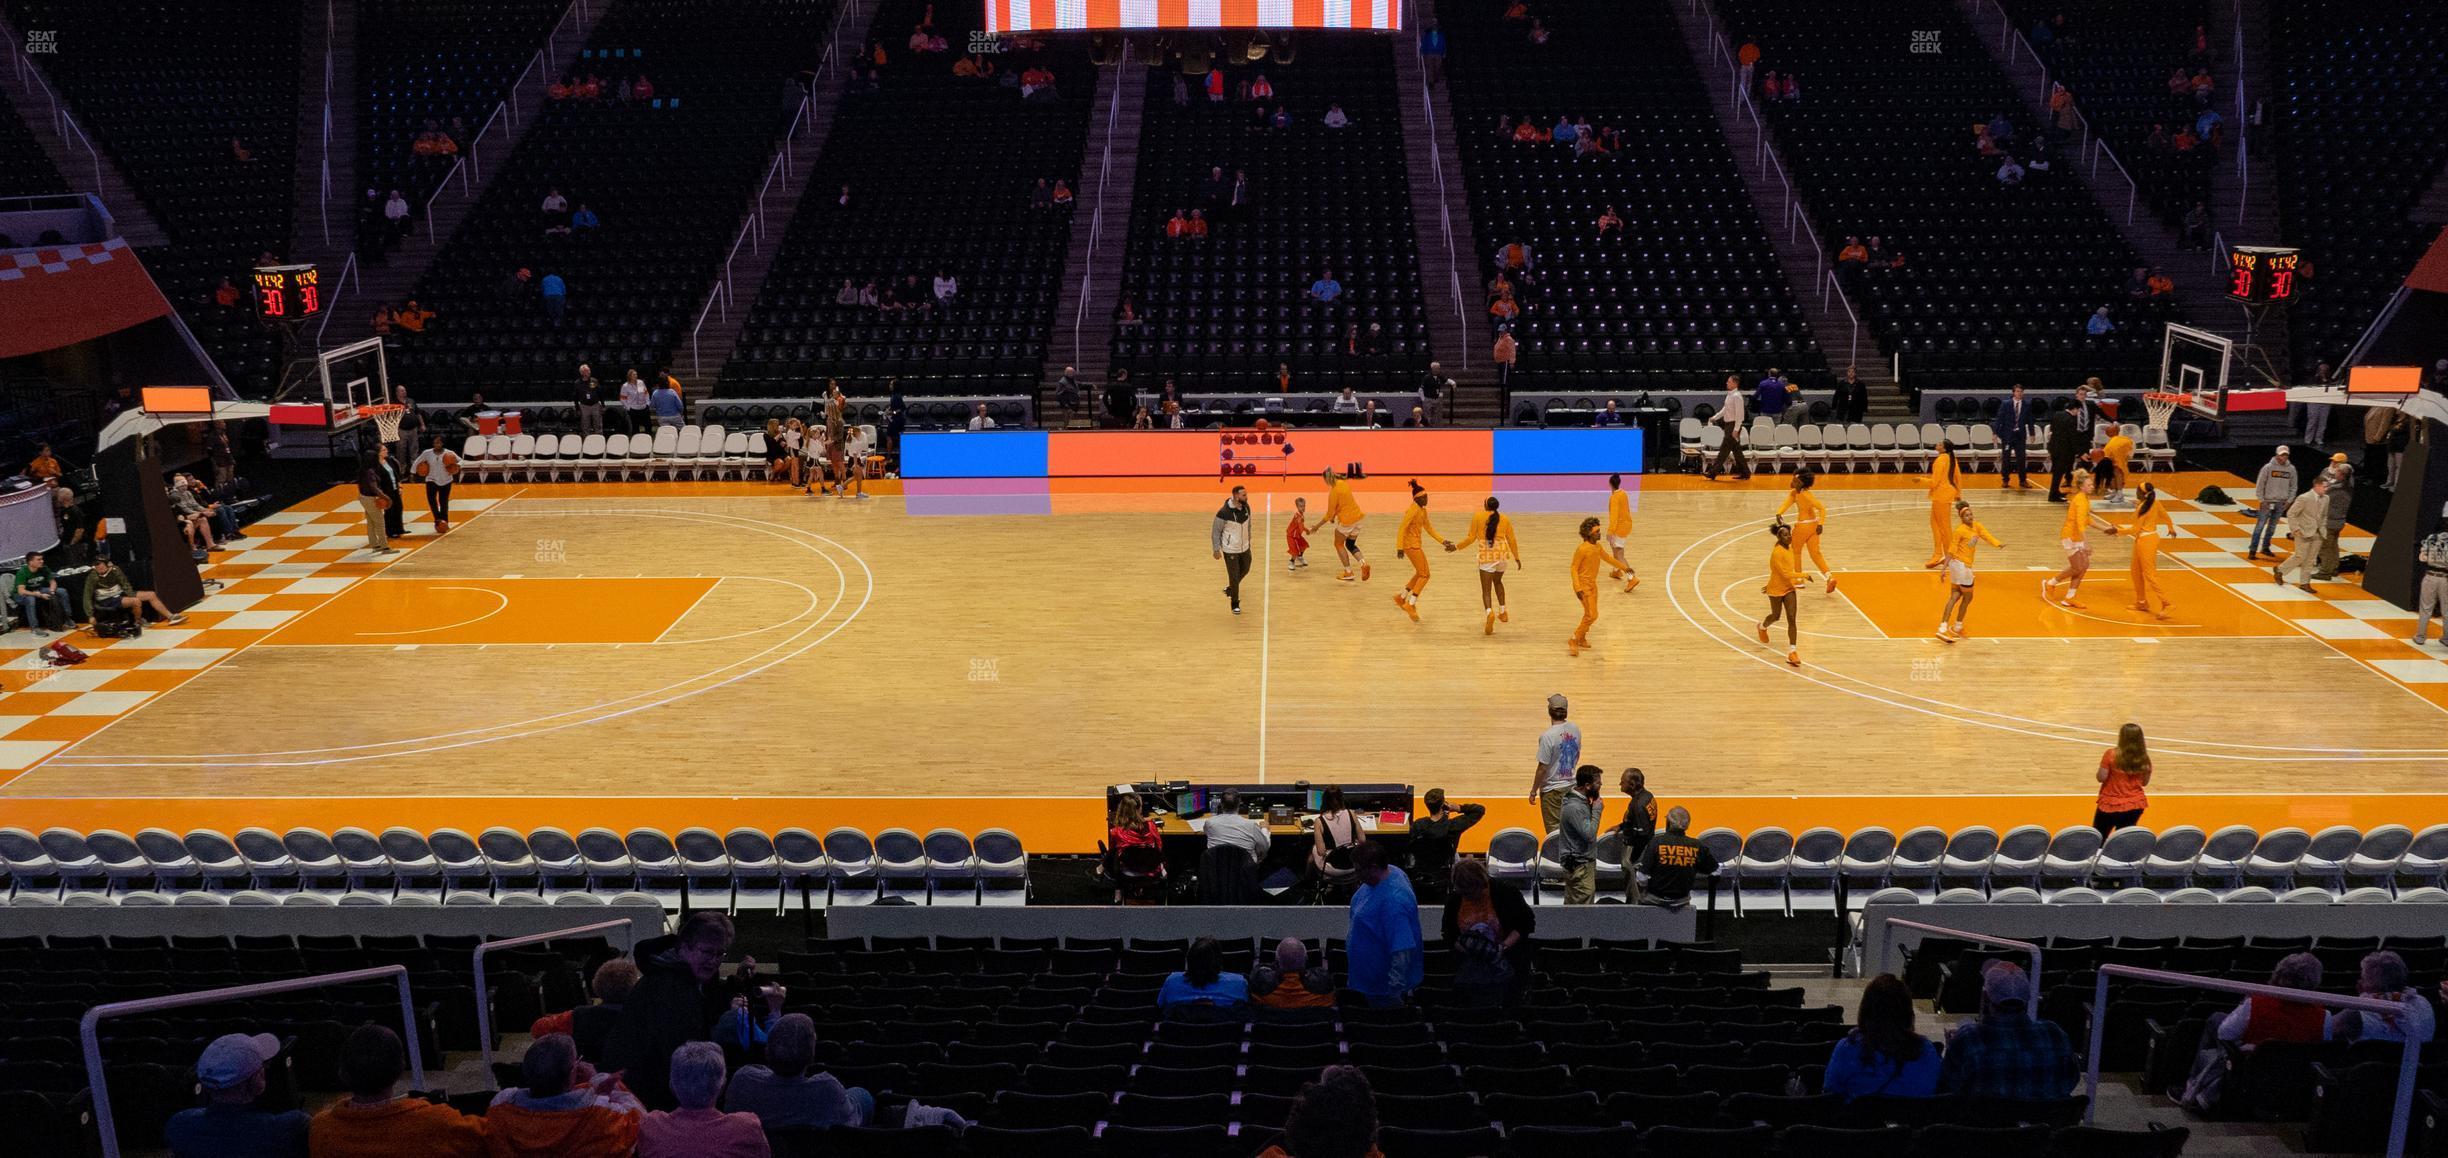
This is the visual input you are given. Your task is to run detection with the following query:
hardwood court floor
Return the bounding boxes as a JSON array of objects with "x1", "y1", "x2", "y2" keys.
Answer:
[{"x1": 6, "y1": 471, "x2": 2445, "y2": 849}]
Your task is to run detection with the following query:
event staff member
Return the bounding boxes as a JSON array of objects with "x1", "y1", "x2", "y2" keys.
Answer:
[
  {"x1": 2046, "y1": 402, "x2": 2086, "y2": 501},
  {"x1": 1212, "y1": 485, "x2": 1254, "y2": 615},
  {"x1": 1637, "y1": 807, "x2": 1720, "y2": 908}
]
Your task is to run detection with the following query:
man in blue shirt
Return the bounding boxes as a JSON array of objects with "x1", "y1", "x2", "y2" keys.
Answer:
[
  {"x1": 1345, "y1": 842, "x2": 1422, "y2": 1007},
  {"x1": 571, "y1": 204, "x2": 601, "y2": 234},
  {"x1": 1992, "y1": 383, "x2": 2035, "y2": 488},
  {"x1": 1307, "y1": 270, "x2": 1343, "y2": 306},
  {"x1": 166, "y1": 1033, "x2": 310, "y2": 1158},
  {"x1": 1753, "y1": 368, "x2": 1791, "y2": 419},
  {"x1": 1419, "y1": 18, "x2": 1447, "y2": 86},
  {"x1": 651, "y1": 372, "x2": 684, "y2": 428},
  {"x1": 2085, "y1": 307, "x2": 2115, "y2": 336},
  {"x1": 1940, "y1": 962, "x2": 2077, "y2": 1100},
  {"x1": 540, "y1": 271, "x2": 569, "y2": 323}
]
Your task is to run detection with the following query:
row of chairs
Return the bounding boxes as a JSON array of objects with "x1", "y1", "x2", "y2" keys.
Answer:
[
  {"x1": 1482, "y1": 823, "x2": 2448, "y2": 913},
  {"x1": 452, "y1": 424, "x2": 877, "y2": 482},
  {"x1": 1678, "y1": 418, "x2": 2173, "y2": 475},
  {"x1": 0, "y1": 825, "x2": 1027, "y2": 912}
]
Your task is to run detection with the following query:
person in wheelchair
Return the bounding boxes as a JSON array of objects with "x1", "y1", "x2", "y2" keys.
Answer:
[{"x1": 83, "y1": 557, "x2": 186, "y2": 632}]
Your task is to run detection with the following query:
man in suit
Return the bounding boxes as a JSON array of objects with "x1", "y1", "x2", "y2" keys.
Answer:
[
  {"x1": 1992, "y1": 384, "x2": 2036, "y2": 489},
  {"x1": 2045, "y1": 399, "x2": 2085, "y2": 502}
]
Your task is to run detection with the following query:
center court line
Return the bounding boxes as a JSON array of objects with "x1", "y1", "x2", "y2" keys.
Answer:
[{"x1": 1258, "y1": 493, "x2": 1271, "y2": 785}]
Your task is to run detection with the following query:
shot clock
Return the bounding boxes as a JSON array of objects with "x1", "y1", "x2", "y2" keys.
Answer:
[
  {"x1": 251, "y1": 262, "x2": 323, "y2": 321},
  {"x1": 2226, "y1": 246, "x2": 2301, "y2": 304}
]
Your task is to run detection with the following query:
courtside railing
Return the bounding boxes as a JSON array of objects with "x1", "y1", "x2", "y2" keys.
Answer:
[
  {"x1": 2086, "y1": 965, "x2": 2423, "y2": 1157},
  {"x1": 83, "y1": 966, "x2": 428, "y2": 1158},
  {"x1": 1869, "y1": 916, "x2": 2042, "y2": 994},
  {"x1": 474, "y1": 918, "x2": 642, "y2": 1087}
]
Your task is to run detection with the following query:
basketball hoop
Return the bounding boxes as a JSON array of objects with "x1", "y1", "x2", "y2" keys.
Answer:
[
  {"x1": 359, "y1": 402, "x2": 408, "y2": 442},
  {"x1": 2142, "y1": 391, "x2": 2191, "y2": 433}
]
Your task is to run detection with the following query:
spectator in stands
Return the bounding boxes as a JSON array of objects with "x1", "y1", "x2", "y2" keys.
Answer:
[
  {"x1": 2124, "y1": 266, "x2": 2151, "y2": 299},
  {"x1": 1405, "y1": 787, "x2": 1483, "y2": 887},
  {"x1": 2049, "y1": 84, "x2": 2076, "y2": 140},
  {"x1": 1493, "y1": 330, "x2": 1517, "y2": 386},
  {"x1": 1329, "y1": 386, "x2": 1362, "y2": 414},
  {"x1": 2179, "y1": 952, "x2": 2328, "y2": 1109},
  {"x1": 166, "y1": 1032, "x2": 309, "y2": 1158},
  {"x1": 1595, "y1": 206, "x2": 1621, "y2": 237},
  {"x1": 1249, "y1": 938, "x2": 1336, "y2": 1010},
  {"x1": 933, "y1": 269, "x2": 959, "y2": 303},
  {"x1": 1323, "y1": 103, "x2": 1351, "y2": 129},
  {"x1": 1637, "y1": 807, "x2": 1720, "y2": 908},
  {"x1": 211, "y1": 276, "x2": 243, "y2": 310},
  {"x1": 1030, "y1": 178, "x2": 1052, "y2": 210},
  {"x1": 2181, "y1": 201, "x2": 2211, "y2": 250},
  {"x1": 1262, "y1": 1067, "x2": 1380, "y2": 1158},
  {"x1": 532, "y1": 958, "x2": 640, "y2": 1062},
  {"x1": 540, "y1": 272, "x2": 569, "y2": 323},
  {"x1": 1159, "y1": 936, "x2": 1251, "y2": 1017},
  {"x1": 2085, "y1": 307, "x2": 2116, "y2": 336},
  {"x1": 1052, "y1": 178, "x2": 1074, "y2": 207},
  {"x1": 1109, "y1": 791, "x2": 1163, "y2": 855},
  {"x1": 395, "y1": 300, "x2": 434, "y2": 333},
  {"x1": 1204, "y1": 66, "x2": 1226, "y2": 102},
  {"x1": 651, "y1": 376, "x2": 683, "y2": 429},
  {"x1": 1986, "y1": 112, "x2": 2015, "y2": 145},
  {"x1": 488, "y1": 1033, "x2": 642, "y2": 1157},
  {"x1": 2147, "y1": 269, "x2": 2174, "y2": 297},
  {"x1": 1736, "y1": 37, "x2": 1761, "y2": 85},
  {"x1": 1271, "y1": 105, "x2": 1293, "y2": 130},
  {"x1": 24, "y1": 444, "x2": 60, "y2": 483},
  {"x1": 1755, "y1": 368, "x2": 1792, "y2": 419},
  {"x1": 726, "y1": 1013, "x2": 870, "y2": 1129},
  {"x1": 637, "y1": 1042, "x2": 765, "y2": 1158},
  {"x1": 1836, "y1": 367, "x2": 1869, "y2": 425},
  {"x1": 230, "y1": 137, "x2": 254, "y2": 162},
  {"x1": 310, "y1": 1023, "x2": 485, "y2": 1157},
  {"x1": 633, "y1": 74, "x2": 655, "y2": 100},
  {"x1": 550, "y1": 75, "x2": 574, "y2": 101},
  {"x1": 1307, "y1": 269, "x2": 1343, "y2": 306},
  {"x1": 711, "y1": 975, "x2": 785, "y2": 1054},
  {"x1": 541, "y1": 188, "x2": 569, "y2": 219},
  {"x1": 1346, "y1": 841, "x2": 1423, "y2": 1007},
  {"x1": 615, "y1": 370, "x2": 651, "y2": 435},
  {"x1": 1557, "y1": 764, "x2": 1603, "y2": 903},
  {"x1": 370, "y1": 305, "x2": 394, "y2": 336},
  {"x1": 968, "y1": 403, "x2": 996, "y2": 431},
  {"x1": 1996, "y1": 155, "x2": 2026, "y2": 186},
  {"x1": 1203, "y1": 787, "x2": 1271, "y2": 870},
  {"x1": 1941, "y1": 961, "x2": 2078, "y2": 1099},
  {"x1": 2172, "y1": 125, "x2": 2199, "y2": 152},
  {"x1": 1836, "y1": 236, "x2": 1868, "y2": 275},
  {"x1": 571, "y1": 204, "x2": 600, "y2": 236},
  {"x1": 1445, "y1": 856, "x2": 1534, "y2": 1006},
  {"x1": 1166, "y1": 208, "x2": 1191, "y2": 239},
  {"x1": 1824, "y1": 975, "x2": 1942, "y2": 1101},
  {"x1": 2330, "y1": 951, "x2": 2437, "y2": 1044},
  {"x1": 604, "y1": 912, "x2": 737, "y2": 1110}
]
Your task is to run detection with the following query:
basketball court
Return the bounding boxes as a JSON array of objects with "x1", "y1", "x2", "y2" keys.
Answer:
[{"x1": 1, "y1": 460, "x2": 2442, "y2": 852}]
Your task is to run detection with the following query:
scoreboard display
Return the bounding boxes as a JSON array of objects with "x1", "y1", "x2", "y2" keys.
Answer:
[
  {"x1": 2226, "y1": 246, "x2": 2301, "y2": 304},
  {"x1": 251, "y1": 262, "x2": 323, "y2": 321},
  {"x1": 985, "y1": 0, "x2": 1400, "y2": 32}
]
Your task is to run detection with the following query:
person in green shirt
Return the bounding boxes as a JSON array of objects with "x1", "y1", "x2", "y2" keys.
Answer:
[
  {"x1": 83, "y1": 558, "x2": 185, "y2": 627},
  {"x1": 12, "y1": 551, "x2": 77, "y2": 635}
]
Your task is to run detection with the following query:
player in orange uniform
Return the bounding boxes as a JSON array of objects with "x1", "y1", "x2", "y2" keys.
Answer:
[
  {"x1": 1567, "y1": 517, "x2": 1604, "y2": 656},
  {"x1": 1468, "y1": 496, "x2": 1525, "y2": 635},
  {"x1": 2097, "y1": 430, "x2": 2136, "y2": 508},
  {"x1": 2106, "y1": 481, "x2": 2175, "y2": 620},
  {"x1": 1925, "y1": 440, "x2": 1962, "y2": 566},
  {"x1": 1929, "y1": 500, "x2": 2004, "y2": 642},
  {"x1": 1757, "y1": 522, "x2": 1809, "y2": 667},
  {"x1": 1773, "y1": 470, "x2": 1836, "y2": 593},
  {"x1": 2042, "y1": 466, "x2": 2095, "y2": 608},
  {"x1": 1308, "y1": 467, "x2": 1370, "y2": 582},
  {"x1": 1603, "y1": 474, "x2": 1639, "y2": 592},
  {"x1": 1392, "y1": 480, "x2": 1458, "y2": 621},
  {"x1": 1286, "y1": 496, "x2": 1311, "y2": 571}
]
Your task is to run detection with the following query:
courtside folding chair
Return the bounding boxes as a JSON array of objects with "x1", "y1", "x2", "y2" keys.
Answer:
[
  {"x1": 2139, "y1": 826, "x2": 2207, "y2": 892},
  {"x1": 649, "y1": 425, "x2": 681, "y2": 479},
  {"x1": 234, "y1": 827, "x2": 300, "y2": 893},
  {"x1": 1988, "y1": 825, "x2": 2050, "y2": 892},
  {"x1": 1886, "y1": 826, "x2": 1949, "y2": 895},
  {"x1": 1838, "y1": 827, "x2": 1897, "y2": 894},
  {"x1": 279, "y1": 827, "x2": 349, "y2": 898},
  {"x1": 2341, "y1": 824, "x2": 2413, "y2": 891},
  {"x1": 472, "y1": 826, "x2": 537, "y2": 896},
  {"x1": 578, "y1": 433, "x2": 610, "y2": 481},
  {"x1": 1697, "y1": 828, "x2": 1743, "y2": 899},
  {"x1": 1869, "y1": 424, "x2": 1900, "y2": 473},
  {"x1": 923, "y1": 828, "x2": 979, "y2": 905},
  {"x1": 134, "y1": 828, "x2": 198, "y2": 888},
  {"x1": 772, "y1": 826, "x2": 830, "y2": 910},
  {"x1": 674, "y1": 827, "x2": 733, "y2": 913},
  {"x1": 1733, "y1": 828, "x2": 1795, "y2": 915},
  {"x1": 83, "y1": 829, "x2": 157, "y2": 897},
  {"x1": 531, "y1": 434, "x2": 561, "y2": 481},
  {"x1": 1487, "y1": 828, "x2": 1541, "y2": 900},
  {"x1": 1787, "y1": 827, "x2": 1845, "y2": 911},
  {"x1": 1535, "y1": 830, "x2": 1569, "y2": 906},
  {"x1": 2241, "y1": 827, "x2": 2312, "y2": 890},
  {"x1": 723, "y1": 827, "x2": 783, "y2": 915},
  {"x1": 28, "y1": 828, "x2": 99, "y2": 901},
  {"x1": 695, "y1": 424, "x2": 727, "y2": 479},
  {"x1": 329, "y1": 827, "x2": 396, "y2": 897},
  {"x1": 2038, "y1": 826, "x2": 2104, "y2": 895},
  {"x1": 387, "y1": 827, "x2": 456, "y2": 901},
  {"x1": 620, "y1": 828, "x2": 686, "y2": 911},
  {"x1": 873, "y1": 828, "x2": 930, "y2": 905},
  {"x1": 2091, "y1": 828, "x2": 2157, "y2": 890},
  {"x1": 183, "y1": 829, "x2": 252, "y2": 893},
  {"x1": 2398, "y1": 824, "x2": 2448, "y2": 889},
  {"x1": 526, "y1": 827, "x2": 589, "y2": 899},
  {"x1": 1937, "y1": 827, "x2": 1999, "y2": 894},
  {"x1": 974, "y1": 828, "x2": 1029, "y2": 906},
  {"x1": 459, "y1": 435, "x2": 489, "y2": 480},
  {"x1": 824, "y1": 827, "x2": 879, "y2": 906},
  {"x1": 673, "y1": 426, "x2": 703, "y2": 480},
  {"x1": 2191, "y1": 825, "x2": 2258, "y2": 892},
  {"x1": 2296, "y1": 825, "x2": 2363, "y2": 893}
]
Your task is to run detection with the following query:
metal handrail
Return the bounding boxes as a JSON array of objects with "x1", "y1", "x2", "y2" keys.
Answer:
[
  {"x1": 1072, "y1": 38, "x2": 1128, "y2": 369},
  {"x1": 11, "y1": 46, "x2": 104, "y2": 195},
  {"x1": 319, "y1": 0, "x2": 335, "y2": 247},
  {"x1": 2231, "y1": 0, "x2": 2248, "y2": 224},
  {"x1": 475, "y1": 918, "x2": 643, "y2": 1087},
  {"x1": 84, "y1": 966, "x2": 427, "y2": 1158},
  {"x1": 2085, "y1": 964, "x2": 2422, "y2": 1156},
  {"x1": 1987, "y1": 0, "x2": 2144, "y2": 227},
  {"x1": 1821, "y1": 271, "x2": 1860, "y2": 369},
  {"x1": 1869, "y1": 915, "x2": 2041, "y2": 994},
  {"x1": 1698, "y1": 0, "x2": 1825, "y2": 289},
  {"x1": 1414, "y1": 21, "x2": 1466, "y2": 370},
  {"x1": 316, "y1": 250, "x2": 362, "y2": 347},
  {"x1": 2208, "y1": 229, "x2": 2228, "y2": 277}
]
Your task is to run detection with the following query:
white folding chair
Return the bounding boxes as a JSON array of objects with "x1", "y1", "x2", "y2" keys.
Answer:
[
  {"x1": 874, "y1": 828, "x2": 929, "y2": 905},
  {"x1": 922, "y1": 828, "x2": 978, "y2": 905},
  {"x1": 674, "y1": 827, "x2": 734, "y2": 912},
  {"x1": 1870, "y1": 424, "x2": 1900, "y2": 473},
  {"x1": 1796, "y1": 426, "x2": 1826, "y2": 473},
  {"x1": 1677, "y1": 417, "x2": 1704, "y2": 467},
  {"x1": 724, "y1": 828, "x2": 783, "y2": 915},
  {"x1": 696, "y1": 424, "x2": 727, "y2": 479},
  {"x1": 649, "y1": 425, "x2": 682, "y2": 479},
  {"x1": 721, "y1": 432, "x2": 751, "y2": 480},
  {"x1": 974, "y1": 828, "x2": 1029, "y2": 906},
  {"x1": 558, "y1": 434, "x2": 584, "y2": 479},
  {"x1": 1486, "y1": 827, "x2": 1541, "y2": 900},
  {"x1": 460, "y1": 435, "x2": 491, "y2": 481},
  {"x1": 1732, "y1": 827, "x2": 1795, "y2": 915},
  {"x1": 823, "y1": 827, "x2": 878, "y2": 906},
  {"x1": 505, "y1": 434, "x2": 536, "y2": 481},
  {"x1": 673, "y1": 426, "x2": 704, "y2": 480},
  {"x1": 1770, "y1": 423, "x2": 1801, "y2": 473},
  {"x1": 1844, "y1": 423, "x2": 1874, "y2": 472},
  {"x1": 772, "y1": 827, "x2": 830, "y2": 910},
  {"x1": 531, "y1": 434, "x2": 561, "y2": 481}
]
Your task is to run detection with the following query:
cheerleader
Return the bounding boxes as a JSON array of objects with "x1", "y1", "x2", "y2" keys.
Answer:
[
  {"x1": 1758, "y1": 522, "x2": 1809, "y2": 667},
  {"x1": 1392, "y1": 480, "x2": 1457, "y2": 622},
  {"x1": 1604, "y1": 473, "x2": 1639, "y2": 592},
  {"x1": 1929, "y1": 500, "x2": 2004, "y2": 642},
  {"x1": 1925, "y1": 439, "x2": 1962, "y2": 567},
  {"x1": 1774, "y1": 470, "x2": 1837, "y2": 592},
  {"x1": 2041, "y1": 466, "x2": 2095, "y2": 607},
  {"x1": 1468, "y1": 496, "x2": 1524, "y2": 635},
  {"x1": 2107, "y1": 481, "x2": 2175, "y2": 620},
  {"x1": 1568, "y1": 516, "x2": 1604, "y2": 656}
]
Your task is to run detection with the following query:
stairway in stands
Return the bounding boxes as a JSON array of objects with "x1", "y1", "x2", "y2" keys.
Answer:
[
  {"x1": 2207, "y1": 0, "x2": 2290, "y2": 379},
  {"x1": 321, "y1": 0, "x2": 609, "y2": 349},
  {"x1": 1672, "y1": 0, "x2": 1911, "y2": 421},
  {"x1": 1042, "y1": 42, "x2": 1146, "y2": 423},
  {"x1": 289, "y1": 0, "x2": 356, "y2": 271},
  {"x1": 676, "y1": 0, "x2": 877, "y2": 397},
  {"x1": 0, "y1": 7, "x2": 168, "y2": 246},
  {"x1": 1392, "y1": 0, "x2": 1498, "y2": 425}
]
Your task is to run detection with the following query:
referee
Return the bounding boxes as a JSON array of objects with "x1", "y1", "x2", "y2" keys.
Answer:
[{"x1": 1213, "y1": 485, "x2": 1253, "y2": 615}]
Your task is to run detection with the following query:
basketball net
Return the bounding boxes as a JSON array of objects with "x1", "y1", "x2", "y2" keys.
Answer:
[
  {"x1": 360, "y1": 402, "x2": 408, "y2": 442},
  {"x1": 2142, "y1": 392, "x2": 2187, "y2": 433}
]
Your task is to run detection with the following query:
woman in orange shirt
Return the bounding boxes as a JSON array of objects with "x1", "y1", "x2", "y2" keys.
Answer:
[
  {"x1": 1758, "y1": 522, "x2": 1808, "y2": 667},
  {"x1": 1925, "y1": 440, "x2": 1962, "y2": 566},
  {"x1": 1930, "y1": 500, "x2": 2004, "y2": 642},
  {"x1": 1468, "y1": 496, "x2": 1524, "y2": 635},
  {"x1": 2092, "y1": 722, "x2": 2152, "y2": 834},
  {"x1": 1307, "y1": 467, "x2": 1370, "y2": 582},
  {"x1": 2043, "y1": 466, "x2": 2095, "y2": 608},
  {"x1": 1773, "y1": 470, "x2": 1835, "y2": 592},
  {"x1": 1604, "y1": 473, "x2": 1639, "y2": 592},
  {"x1": 2108, "y1": 482, "x2": 2175, "y2": 620},
  {"x1": 1567, "y1": 517, "x2": 1604, "y2": 656},
  {"x1": 1392, "y1": 480, "x2": 1456, "y2": 622}
]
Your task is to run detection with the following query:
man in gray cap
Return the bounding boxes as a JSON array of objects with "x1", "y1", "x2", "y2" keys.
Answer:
[
  {"x1": 1938, "y1": 961, "x2": 2078, "y2": 1099},
  {"x1": 165, "y1": 1032, "x2": 310, "y2": 1157},
  {"x1": 1528, "y1": 693, "x2": 1582, "y2": 836}
]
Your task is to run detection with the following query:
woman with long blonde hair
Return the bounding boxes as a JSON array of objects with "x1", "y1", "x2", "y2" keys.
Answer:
[
  {"x1": 1470, "y1": 496, "x2": 1524, "y2": 635},
  {"x1": 2093, "y1": 722, "x2": 2153, "y2": 835}
]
